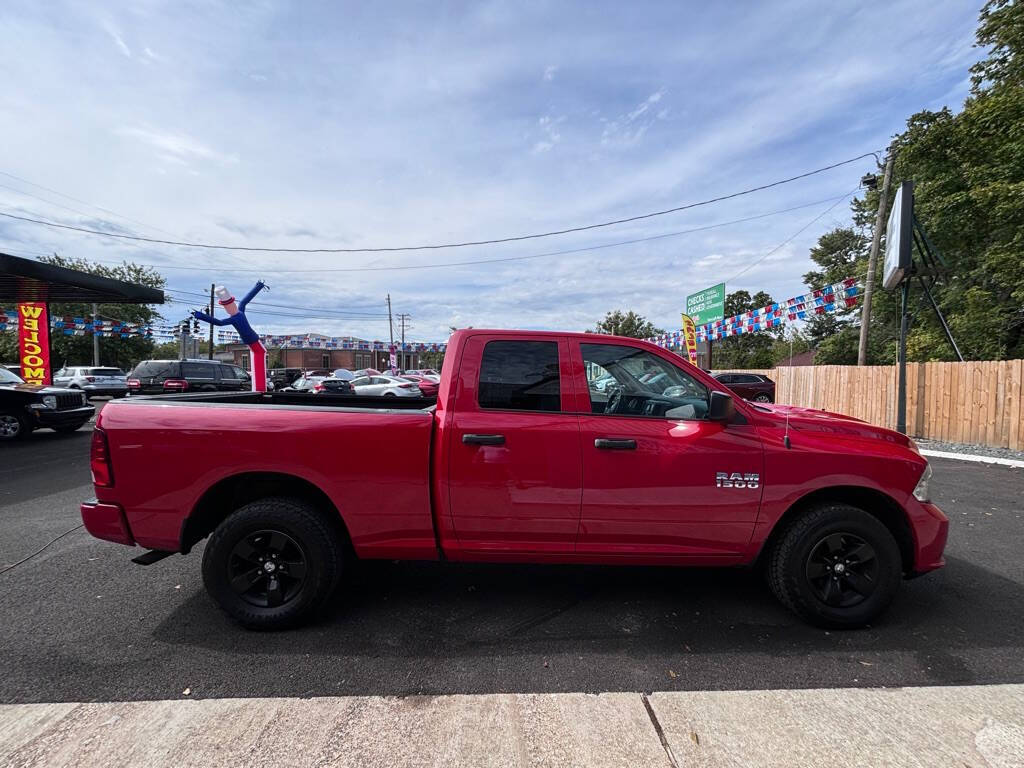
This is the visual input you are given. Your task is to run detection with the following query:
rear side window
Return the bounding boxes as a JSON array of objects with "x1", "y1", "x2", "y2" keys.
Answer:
[
  {"x1": 478, "y1": 340, "x2": 560, "y2": 412},
  {"x1": 181, "y1": 362, "x2": 216, "y2": 379}
]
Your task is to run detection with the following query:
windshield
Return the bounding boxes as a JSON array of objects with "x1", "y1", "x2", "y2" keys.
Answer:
[{"x1": 0, "y1": 367, "x2": 25, "y2": 385}]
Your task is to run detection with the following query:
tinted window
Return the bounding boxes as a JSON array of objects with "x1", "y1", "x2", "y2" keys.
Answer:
[
  {"x1": 133, "y1": 361, "x2": 176, "y2": 378},
  {"x1": 716, "y1": 374, "x2": 734, "y2": 383},
  {"x1": 220, "y1": 365, "x2": 237, "y2": 380},
  {"x1": 478, "y1": 340, "x2": 560, "y2": 412},
  {"x1": 89, "y1": 368, "x2": 123, "y2": 376},
  {"x1": 731, "y1": 374, "x2": 759, "y2": 384},
  {"x1": 582, "y1": 343, "x2": 708, "y2": 420},
  {"x1": 181, "y1": 362, "x2": 216, "y2": 379},
  {"x1": 232, "y1": 366, "x2": 249, "y2": 380}
]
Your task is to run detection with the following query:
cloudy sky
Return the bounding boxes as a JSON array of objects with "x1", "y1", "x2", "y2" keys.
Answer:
[{"x1": 0, "y1": 1, "x2": 982, "y2": 343}]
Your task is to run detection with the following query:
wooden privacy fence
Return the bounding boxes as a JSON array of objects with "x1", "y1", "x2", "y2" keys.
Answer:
[{"x1": 717, "y1": 360, "x2": 1024, "y2": 451}]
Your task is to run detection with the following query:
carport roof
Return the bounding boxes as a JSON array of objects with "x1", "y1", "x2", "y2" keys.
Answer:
[{"x1": 0, "y1": 252, "x2": 164, "y2": 304}]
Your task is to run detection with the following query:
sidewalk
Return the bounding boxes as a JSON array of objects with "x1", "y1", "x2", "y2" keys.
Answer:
[{"x1": 2, "y1": 684, "x2": 1022, "y2": 767}]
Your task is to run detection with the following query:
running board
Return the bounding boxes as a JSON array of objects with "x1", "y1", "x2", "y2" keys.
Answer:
[{"x1": 131, "y1": 549, "x2": 173, "y2": 566}]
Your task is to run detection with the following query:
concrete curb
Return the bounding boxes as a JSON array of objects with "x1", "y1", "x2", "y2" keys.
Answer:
[
  {"x1": 920, "y1": 449, "x2": 1024, "y2": 468},
  {"x1": 2, "y1": 684, "x2": 1022, "y2": 767}
]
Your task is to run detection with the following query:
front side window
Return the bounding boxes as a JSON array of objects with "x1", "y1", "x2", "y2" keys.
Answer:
[
  {"x1": 478, "y1": 340, "x2": 560, "y2": 412},
  {"x1": 581, "y1": 343, "x2": 709, "y2": 420}
]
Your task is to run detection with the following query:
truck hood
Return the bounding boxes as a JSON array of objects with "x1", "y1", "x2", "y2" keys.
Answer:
[
  {"x1": 0, "y1": 382, "x2": 82, "y2": 396},
  {"x1": 752, "y1": 402, "x2": 917, "y2": 451}
]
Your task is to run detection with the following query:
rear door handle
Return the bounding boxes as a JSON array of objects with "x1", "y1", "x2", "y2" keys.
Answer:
[
  {"x1": 463, "y1": 433, "x2": 506, "y2": 446},
  {"x1": 594, "y1": 438, "x2": 637, "y2": 450}
]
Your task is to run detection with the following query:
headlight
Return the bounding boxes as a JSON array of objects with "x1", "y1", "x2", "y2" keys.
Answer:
[
  {"x1": 41, "y1": 395, "x2": 57, "y2": 409},
  {"x1": 80, "y1": 392, "x2": 87, "y2": 405},
  {"x1": 913, "y1": 463, "x2": 932, "y2": 502}
]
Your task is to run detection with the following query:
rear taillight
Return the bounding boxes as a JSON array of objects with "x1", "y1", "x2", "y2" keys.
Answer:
[
  {"x1": 314, "y1": 383, "x2": 325, "y2": 392},
  {"x1": 398, "y1": 382, "x2": 413, "y2": 388},
  {"x1": 91, "y1": 429, "x2": 113, "y2": 487},
  {"x1": 163, "y1": 379, "x2": 189, "y2": 391},
  {"x1": 85, "y1": 376, "x2": 96, "y2": 382},
  {"x1": 127, "y1": 378, "x2": 141, "y2": 389}
]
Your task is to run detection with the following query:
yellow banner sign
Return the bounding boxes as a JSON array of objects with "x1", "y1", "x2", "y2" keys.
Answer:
[{"x1": 680, "y1": 313, "x2": 698, "y2": 365}]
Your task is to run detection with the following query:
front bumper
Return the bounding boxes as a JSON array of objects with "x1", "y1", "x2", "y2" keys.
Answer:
[
  {"x1": 909, "y1": 500, "x2": 949, "y2": 575},
  {"x1": 30, "y1": 405, "x2": 95, "y2": 427},
  {"x1": 80, "y1": 499, "x2": 135, "y2": 546}
]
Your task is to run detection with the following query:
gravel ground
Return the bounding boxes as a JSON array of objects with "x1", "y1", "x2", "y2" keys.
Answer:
[{"x1": 914, "y1": 438, "x2": 1024, "y2": 462}]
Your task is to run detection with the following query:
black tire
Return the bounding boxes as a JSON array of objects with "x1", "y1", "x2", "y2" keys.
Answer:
[
  {"x1": 202, "y1": 497, "x2": 343, "y2": 630},
  {"x1": 0, "y1": 410, "x2": 30, "y2": 441},
  {"x1": 767, "y1": 503, "x2": 902, "y2": 629},
  {"x1": 53, "y1": 422, "x2": 88, "y2": 434}
]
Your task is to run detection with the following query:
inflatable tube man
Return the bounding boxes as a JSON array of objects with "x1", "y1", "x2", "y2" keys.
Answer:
[{"x1": 192, "y1": 281, "x2": 268, "y2": 392}]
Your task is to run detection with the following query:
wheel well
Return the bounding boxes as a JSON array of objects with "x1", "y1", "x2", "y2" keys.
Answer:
[
  {"x1": 758, "y1": 486, "x2": 915, "y2": 574},
  {"x1": 180, "y1": 472, "x2": 350, "y2": 554}
]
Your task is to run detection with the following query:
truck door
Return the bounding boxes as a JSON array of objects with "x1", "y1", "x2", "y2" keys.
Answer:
[
  {"x1": 447, "y1": 336, "x2": 582, "y2": 555},
  {"x1": 573, "y1": 340, "x2": 763, "y2": 559}
]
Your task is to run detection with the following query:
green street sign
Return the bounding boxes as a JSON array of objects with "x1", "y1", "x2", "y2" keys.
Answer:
[{"x1": 685, "y1": 283, "x2": 726, "y2": 326}]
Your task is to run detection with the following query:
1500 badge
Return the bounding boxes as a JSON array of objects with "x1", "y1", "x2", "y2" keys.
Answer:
[{"x1": 716, "y1": 472, "x2": 760, "y2": 489}]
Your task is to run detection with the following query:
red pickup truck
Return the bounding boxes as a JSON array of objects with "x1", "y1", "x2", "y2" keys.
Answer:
[{"x1": 82, "y1": 329, "x2": 947, "y2": 630}]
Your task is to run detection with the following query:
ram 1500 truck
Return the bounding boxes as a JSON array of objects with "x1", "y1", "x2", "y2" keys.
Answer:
[{"x1": 82, "y1": 329, "x2": 947, "y2": 630}]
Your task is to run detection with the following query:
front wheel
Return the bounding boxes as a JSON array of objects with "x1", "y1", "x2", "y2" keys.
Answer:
[
  {"x1": 0, "y1": 411, "x2": 30, "y2": 441},
  {"x1": 202, "y1": 497, "x2": 343, "y2": 629},
  {"x1": 767, "y1": 503, "x2": 902, "y2": 628}
]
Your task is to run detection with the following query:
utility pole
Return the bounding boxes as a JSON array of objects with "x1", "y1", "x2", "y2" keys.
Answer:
[
  {"x1": 92, "y1": 303, "x2": 100, "y2": 366},
  {"x1": 857, "y1": 150, "x2": 895, "y2": 366},
  {"x1": 386, "y1": 293, "x2": 395, "y2": 372},
  {"x1": 397, "y1": 313, "x2": 411, "y2": 371},
  {"x1": 178, "y1": 319, "x2": 188, "y2": 360},
  {"x1": 208, "y1": 283, "x2": 215, "y2": 360}
]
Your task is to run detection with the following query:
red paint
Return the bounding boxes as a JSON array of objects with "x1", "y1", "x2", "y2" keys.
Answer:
[
  {"x1": 85, "y1": 328, "x2": 948, "y2": 578},
  {"x1": 17, "y1": 302, "x2": 51, "y2": 385},
  {"x1": 80, "y1": 500, "x2": 134, "y2": 545}
]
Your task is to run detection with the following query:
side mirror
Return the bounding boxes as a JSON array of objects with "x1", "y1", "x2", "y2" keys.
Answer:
[{"x1": 707, "y1": 390, "x2": 735, "y2": 422}]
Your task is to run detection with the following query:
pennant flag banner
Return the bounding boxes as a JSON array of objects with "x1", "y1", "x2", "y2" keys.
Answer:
[
  {"x1": 647, "y1": 278, "x2": 861, "y2": 348},
  {"x1": 255, "y1": 333, "x2": 449, "y2": 353},
  {"x1": 0, "y1": 310, "x2": 153, "y2": 338}
]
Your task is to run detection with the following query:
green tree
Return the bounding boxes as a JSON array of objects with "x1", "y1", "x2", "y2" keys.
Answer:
[
  {"x1": 593, "y1": 310, "x2": 664, "y2": 339},
  {"x1": 35, "y1": 255, "x2": 164, "y2": 372},
  {"x1": 712, "y1": 290, "x2": 782, "y2": 369}
]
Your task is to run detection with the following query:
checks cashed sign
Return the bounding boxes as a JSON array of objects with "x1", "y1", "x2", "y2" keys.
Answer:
[
  {"x1": 18, "y1": 302, "x2": 51, "y2": 385},
  {"x1": 685, "y1": 283, "x2": 726, "y2": 326}
]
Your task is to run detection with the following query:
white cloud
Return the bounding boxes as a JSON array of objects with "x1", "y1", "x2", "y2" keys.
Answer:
[
  {"x1": 102, "y1": 21, "x2": 131, "y2": 57},
  {"x1": 117, "y1": 126, "x2": 239, "y2": 166},
  {"x1": 543, "y1": 64, "x2": 558, "y2": 82}
]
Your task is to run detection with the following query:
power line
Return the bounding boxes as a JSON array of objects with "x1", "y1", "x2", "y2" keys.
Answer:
[
  {"x1": 725, "y1": 190, "x2": 857, "y2": 283},
  {"x1": 14, "y1": 192, "x2": 855, "y2": 276},
  {"x1": 164, "y1": 286, "x2": 389, "y2": 316},
  {"x1": 0, "y1": 152, "x2": 878, "y2": 254},
  {"x1": 0, "y1": 169, "x2": 179, "y2": 238}
]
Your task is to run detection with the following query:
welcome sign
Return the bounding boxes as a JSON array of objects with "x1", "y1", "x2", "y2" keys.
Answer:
[{"x1": 18, "y1": 302, "x2": 51, "y2": 385}]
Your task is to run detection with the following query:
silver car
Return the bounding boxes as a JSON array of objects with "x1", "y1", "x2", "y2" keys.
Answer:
[
  {"x1": 52, "y1": 366, "x2": 128, "y2": 398},
  {"x1": 350, "y1": 374, "x2": 422, "y2": 397}
]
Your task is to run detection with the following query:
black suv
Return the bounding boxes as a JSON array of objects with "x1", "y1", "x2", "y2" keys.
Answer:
[
  {"x1": 0, "y1": 366, "x2": 95, "y2": 441},
  {"x1": 127, "y1": 359, "x2": 253, "y2": 395}
]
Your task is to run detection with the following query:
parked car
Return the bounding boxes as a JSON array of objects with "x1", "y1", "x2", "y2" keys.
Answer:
[
  {"x1": 269, "y1": 368, "x2": 304, "y2": 389},
  {"x1": 282, "y1": 374, "x2": 353, "y2": 395},
  {"x1": 0, "y1": 366, "x2": 94, "y2": 440},
  {"x1": 712, "y1": 372, "x2": 776, "y2": 403},
  {"x1": 126, "y1": 359, "x2": 252, "y2": 394},
  {"x1": 400, "y1": 373, "x2": 438, "y2": 398},
  {"x1": 83, "y1": 329, "x2": 946, "y2": 631},
  {"x1": 53, "y1": 366, "x2": 129, "y2": 398},
  {"x1": 405, "y1": 368, "x2": 439, "y2": 377},
  {"x1": 353, "y1": 368, "x2": 381, "y2": 378},
  {"x1": 350, "y1": 374, "x2": 422, "y2": 397}
]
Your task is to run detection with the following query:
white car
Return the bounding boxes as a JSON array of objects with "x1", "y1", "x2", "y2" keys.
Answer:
[
  {"x1": 52, "y1": 366, "x2": 128, "y2": 398},
  {"x1": 350, "y1": 374, "x2": 422, "y2": 397}
]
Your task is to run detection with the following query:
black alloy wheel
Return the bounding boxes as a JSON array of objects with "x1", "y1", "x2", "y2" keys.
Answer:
[
  {"x1": 804, "y1": 533, "x2": 878, "y2": 608},
  {"x1": 228, "y1": 529, "x2": 308, "y2": 608}
]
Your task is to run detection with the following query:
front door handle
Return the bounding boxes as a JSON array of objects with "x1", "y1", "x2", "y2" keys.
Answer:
[
  {"x1": 463, "y1": 433, "x2": 506, "y2": 446},
  {"x1": 594, "y1": 438, "x2": 637, "y2": 450}
]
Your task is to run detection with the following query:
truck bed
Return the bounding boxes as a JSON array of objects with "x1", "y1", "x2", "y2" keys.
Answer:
[
  {"x1": 127, "y1": 390, "x2": 436, "y2": 411},
  {"x1": 94, "y1": 392, "x2": 439, "y2": 560}
]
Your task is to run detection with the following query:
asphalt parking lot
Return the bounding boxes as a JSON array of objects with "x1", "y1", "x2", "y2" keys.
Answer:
[{"x1": 1, "y1": 429, "x2": 1022, "y2": 705}]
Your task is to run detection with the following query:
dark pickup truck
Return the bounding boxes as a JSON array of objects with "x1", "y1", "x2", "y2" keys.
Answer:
[{"x1": 0, "y1": 366, "x2": 94, "y2": 440}]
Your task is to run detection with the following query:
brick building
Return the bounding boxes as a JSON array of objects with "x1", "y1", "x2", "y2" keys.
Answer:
[{"x1": 227, "y1": 334, "x2": 419, "y2": 372}]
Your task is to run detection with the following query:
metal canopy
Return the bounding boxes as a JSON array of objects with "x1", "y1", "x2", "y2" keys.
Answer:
[{"x1": 0, "y1": 252, "x2": 164, "y2": 305}]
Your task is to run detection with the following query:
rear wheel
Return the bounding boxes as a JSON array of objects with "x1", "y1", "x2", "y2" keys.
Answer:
[
  {"x1": 754, "y1": 393, "x2": 772, "y2": 403},
  {"x1": 767, "y1": 503, "x2": 902, "y2": 628},
  {"x1": 0, "y1": 411, "x2": 30, "y2": 441},
  {"x1": 202, "y1": 497, "x2": 343, "y2": 629}
]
